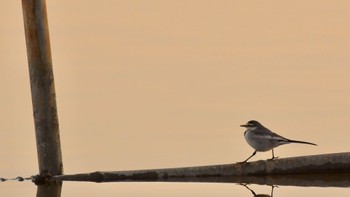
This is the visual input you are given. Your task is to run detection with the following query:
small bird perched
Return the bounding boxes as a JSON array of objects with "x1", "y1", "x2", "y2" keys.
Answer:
[{"x1": 239, "y1": 120, "x2": 317, "y2": 163}]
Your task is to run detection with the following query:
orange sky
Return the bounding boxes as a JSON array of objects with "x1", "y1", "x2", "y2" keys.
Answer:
[{"x1": 0, "y1": 1, "x2": 349, "y2": 196}]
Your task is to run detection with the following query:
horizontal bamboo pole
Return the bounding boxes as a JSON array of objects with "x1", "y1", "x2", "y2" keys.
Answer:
[{"x1": 50, "y1": 152, "x2": 350, "y2": 186}]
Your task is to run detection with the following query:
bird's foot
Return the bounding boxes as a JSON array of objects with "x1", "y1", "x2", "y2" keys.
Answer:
[
  {"x1": 268, "y1": 156, "x2": 279, "y2": 161},
  {"x1": 238, "y1": 183, "x2": 249, "y2": 186},
  {"x1": 236, "y1": 160, "x2": 249, "y2": 164},
  {"x1": 271, "y1": 184, "x2": 279, "y2": 189}
]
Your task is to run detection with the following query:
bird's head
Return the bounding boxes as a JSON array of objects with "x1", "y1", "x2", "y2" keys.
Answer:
[{"x1": 240, "y1": 120, "x2": 262, "y2": 129}]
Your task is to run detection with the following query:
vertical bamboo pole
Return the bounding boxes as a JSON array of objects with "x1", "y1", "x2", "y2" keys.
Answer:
[
  {"x1": 37, "y1": 184, "x2": 62, "y2": 197},
  {"x1": 21, "y1": 0, "x2": 63, "y2": 176}
]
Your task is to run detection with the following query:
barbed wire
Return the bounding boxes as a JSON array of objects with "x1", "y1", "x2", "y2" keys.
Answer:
[{"x1": 1, "y1": 176, "x2": 34, "y2": 182}]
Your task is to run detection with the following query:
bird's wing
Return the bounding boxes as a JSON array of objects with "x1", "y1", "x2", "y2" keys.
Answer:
[{"x1": 254, "y1": 128, "x2": 290, "y2": 142}]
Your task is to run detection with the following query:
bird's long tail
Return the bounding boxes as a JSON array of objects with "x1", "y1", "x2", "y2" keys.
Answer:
[{"x1": 287, "y1": 139, "x2": 317, "y2": 146}]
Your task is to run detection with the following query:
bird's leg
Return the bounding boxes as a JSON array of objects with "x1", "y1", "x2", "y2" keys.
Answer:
[
  {"x1": 238, "y1": 150, "x2": 257, "y2": 163},
  {"x1": 239, "y1": 183, "x2": 257, "y2": 196},
  {"x1": 270, "y1": 185, "x2": 278, "y2": 197},
  {"x1": 268, "y1": 149, "x2": 278, "y2": 160}
]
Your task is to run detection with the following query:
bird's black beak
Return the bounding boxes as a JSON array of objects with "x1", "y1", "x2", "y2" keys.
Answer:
[{"x1": 240, "y1": 124, "x2": 249, "y2": 127}]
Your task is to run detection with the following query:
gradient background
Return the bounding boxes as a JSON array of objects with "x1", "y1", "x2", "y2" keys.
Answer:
[{"x1": 1, "y1": 1, "x2": 349, "y2": 196}]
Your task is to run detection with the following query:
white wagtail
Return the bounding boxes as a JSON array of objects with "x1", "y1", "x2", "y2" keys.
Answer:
[{"x1": 239, "y1": 120, "x2": 317, "y2": 163}]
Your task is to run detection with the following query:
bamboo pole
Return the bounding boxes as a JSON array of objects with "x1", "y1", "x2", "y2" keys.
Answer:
[
  {"x1": 52, "y1": 152, "x2": 350, "y2": 186},
  {"x1": 37, "y1": 183, "x2": 62, "y2": 197},
  {"x1": 21, "y1": 0, "x2": 63, "y2": 177}
]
